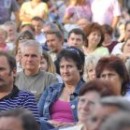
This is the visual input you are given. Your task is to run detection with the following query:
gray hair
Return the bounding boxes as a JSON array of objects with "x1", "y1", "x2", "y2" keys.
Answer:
[
  {"x1": 101, "y1": 112, "x2": 130, "y2": 130},
  {"x1": 99, "y1": 96, "x2": 130, "y2": 111},
  {"x1": 20, "y1": 40, "x2": 43, "y2": 55},
  {"x1": 83, "y1": 55, "x2": 101, "y2": 81},
  {"x1": 2, "y1": 21, "x2": 16, "y2": 28}
]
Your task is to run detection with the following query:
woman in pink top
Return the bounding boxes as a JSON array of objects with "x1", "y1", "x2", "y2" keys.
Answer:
[{"x1": 63, "y1": 0, "x2": 92, "y2": 24}]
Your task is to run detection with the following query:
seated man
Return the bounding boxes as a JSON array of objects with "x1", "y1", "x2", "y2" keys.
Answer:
[
  {"x1": 67, "y1": 28, "x2": 86, "y2": 50},
  {"x1": 15, "y1": 40, "x2": 57, "y2": 101},
  {"x1": 0, "y1": 52, "x2": 39, "y2": 121}
]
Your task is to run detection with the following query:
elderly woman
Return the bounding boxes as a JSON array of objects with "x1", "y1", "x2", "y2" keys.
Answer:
[
  {"x1": 83, "y1": 55, "x2": 101, "y2": 82},
  {"x1": 82, "y1": 23, "x2": 109, "y2": 57},
  {"x1": 96, "y1": 56, "x2": 130, "y2": 96},
  {"x1": 38, "y1": 47, "x2": 85, "y2": 128}
]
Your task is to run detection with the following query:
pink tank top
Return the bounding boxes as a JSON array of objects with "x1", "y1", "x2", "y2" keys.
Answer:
[{"x1": 50, "y1": 100, "x2": 74, "y2": 123}]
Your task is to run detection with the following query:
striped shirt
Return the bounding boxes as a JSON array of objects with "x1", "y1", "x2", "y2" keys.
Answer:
[{"x1": 0, "y1": 86, "x2": 40, "y2": 121}]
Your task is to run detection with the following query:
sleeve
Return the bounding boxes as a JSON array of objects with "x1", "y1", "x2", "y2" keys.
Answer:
[
  {"x1": 113, "y1": 0, "x2": 121, "y2": 17},
  {"x1": 22, "y1": 93, "x2": 40, "y2": 122},
  {"x1": 65, "y1": 6, "x2": 75, "y2": 17},
  {"x1": 37, "y1": 87, "x2": 49, "y2": 117},
  {"x1": 11, "y1": 0, "x2": 19, "y2": 12}
]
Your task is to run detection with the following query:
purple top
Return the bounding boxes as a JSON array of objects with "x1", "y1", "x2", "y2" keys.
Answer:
[
  {"x1": 50, "y1": 100, "x2": 74, "y2": 123},
  {"x1": 65, "y1": 2, "x2": 92, "y2": 22}
]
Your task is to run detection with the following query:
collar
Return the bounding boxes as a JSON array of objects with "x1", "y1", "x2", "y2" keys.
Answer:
[{"x1": 0, "y1": 86, "x2": 19, "y2": 101}]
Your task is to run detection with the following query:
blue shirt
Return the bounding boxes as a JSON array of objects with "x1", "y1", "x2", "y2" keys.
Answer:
[
  {"x1": 38, "y1": 79, "x2": 85, "y2": 122},
  {"x1": 0, "y1": 86, "x2": 40, "y2": 122}
]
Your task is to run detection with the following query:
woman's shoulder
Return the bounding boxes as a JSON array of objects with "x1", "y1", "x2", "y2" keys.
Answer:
[{"x1": 47, "y1": 82, "x2": 64, "y2": 91}]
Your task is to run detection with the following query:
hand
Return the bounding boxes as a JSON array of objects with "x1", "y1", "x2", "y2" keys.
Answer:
[{"x1": 47, "y1": 120, "x2": 74, "y2": 128}]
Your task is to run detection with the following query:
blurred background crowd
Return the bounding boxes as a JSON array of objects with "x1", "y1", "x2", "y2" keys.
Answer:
[{"x1": 1, "y1": 0, "x2": 130, "y2": 130}]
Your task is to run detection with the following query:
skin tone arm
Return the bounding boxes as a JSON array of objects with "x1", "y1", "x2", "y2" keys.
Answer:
[
  {"x1": 14, "y1": 11, "x2": 20, "y2": 27},
  {"x1": 63, "y1": 13, "x2": 74, "y2": 24},
  {"x1": 111, "y1": 16, "x2": 120, "y2": 30}
]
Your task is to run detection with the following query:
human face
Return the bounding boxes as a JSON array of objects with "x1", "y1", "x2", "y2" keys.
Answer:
[
  {"x1": 0, "y1": 56, "x2": 15, "y2": 90},
  {"x1": 100, "y1": 69, "x2": 122, "y2": 94},
  {"x1": 125, "y1": 23, "x2": 130, "y2": 39},
  {"x1": 87, "y1": 105, "x2": 119, "y2": 130},
  {"x1": 87, "y1": 31, "x2": 101, "y2": 48},
  {"x1": 39, "y1": 57, "x2": 48, "y2": 71},
  {"x1": 123, "y1": 39, "x2": 130, "y2": 53},
  {"x1": 87, "y1": 64, "x2": 96, "y2": 81},
  {"x1": 78, "y1": 91, "x2": 100, "y2": 124},
  {"x1": 103, "y1": 33, "x2": 112, "y2": 46},
  {"x1": 0, "y1": 117, "x2": 23, "y2": 130},
  {"x1": 0, "y1": 31, "x2": 6, "y2": 44},
  {"x1": 68, "y1": 33, "x2": 84, "y2": 49},
  {"x1": 4, "y1": 25, "x2": 16, "y2": 38},
  {"x1": 31, "y1": 20, "x2": 43, "y2": 35},
  {"x1": 21, "y1": 46, "x2": 41, "y2": 74},
  {"x1": 46, "y1": 34, "x2": 62, "y2": 52},
  {"x1": 60, "y1": 58, "x2": 80, "y2": 84}
]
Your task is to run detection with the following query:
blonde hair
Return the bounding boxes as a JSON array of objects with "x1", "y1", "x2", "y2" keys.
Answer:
[
  {"x1": 84, "y1": 55, "x2": 101, "y2": 82},
  {"x1": 42, "y1": 51, "x2": 56, "y2": 73}
]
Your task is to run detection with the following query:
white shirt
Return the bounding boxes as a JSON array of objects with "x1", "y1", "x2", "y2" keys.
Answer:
[{"x1": 91, "y1": 0, "x2": 121, "y2": 25}]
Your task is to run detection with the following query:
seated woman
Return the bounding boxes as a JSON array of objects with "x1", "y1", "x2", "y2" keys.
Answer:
[
  {"x1": 83, "y1": 55, "x2": 101, "y2": 82},
  {"x1": 40, "y1": 50, "x2": 63, "y2": 83},
  {"x1": 101, "y1": 24, "x2": 118, "y2": 53},
  {"x1": 53, "y1": 79, "x2": 119, "y2": 130},
  {"x1": 82, "y1": 22, "x2": 109, "y2": 57},
  {"x1": 38, "y1": 47, "x2": 85, "y2": 128},
  {"x1": 95, "y1": 56, "x2": 130, "y2": 96}
]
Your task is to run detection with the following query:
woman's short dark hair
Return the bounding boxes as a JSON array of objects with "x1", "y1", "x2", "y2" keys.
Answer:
[
  {"x1": 84, "y1": 22, "x2": 104, "y2": 47},
  {"x1": 79, "y1": 79, "x2": 118, "y2": 97},
  {"x1": 96, "y1": 56, "x2": 129, "y2": 95},
  {"x1": 57, "y1": 47, "x2": 85, "y2": 76},
  {"x1": 101, "y1": 24, "x2": 113, "y2": 36}
]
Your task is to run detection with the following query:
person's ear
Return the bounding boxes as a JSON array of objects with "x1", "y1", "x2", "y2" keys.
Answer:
[{"x1": 12, "y1": 68, "x2": 17, "y2": 77}]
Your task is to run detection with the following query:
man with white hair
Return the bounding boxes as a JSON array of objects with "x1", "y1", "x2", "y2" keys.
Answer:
[{"x1": 15, "y1": 40, "x2": 57, "y2": 101}]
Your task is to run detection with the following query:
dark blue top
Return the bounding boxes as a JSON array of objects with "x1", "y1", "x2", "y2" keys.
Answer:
[
  {"x1": 38, "y1": 79, "x2": 85, "y2": 122},
  {"x1": 0, "y1": 86, "x2": 40, "y2": 122}
]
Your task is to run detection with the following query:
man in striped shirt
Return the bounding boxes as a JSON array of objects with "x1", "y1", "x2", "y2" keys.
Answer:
[{"x1": 0, "y1": 51, "x2": 39, "y2": 122}]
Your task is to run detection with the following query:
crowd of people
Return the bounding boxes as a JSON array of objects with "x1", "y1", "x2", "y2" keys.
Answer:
[{"x1": 1, "y1": 0, "x2": 130, "y2": 130}]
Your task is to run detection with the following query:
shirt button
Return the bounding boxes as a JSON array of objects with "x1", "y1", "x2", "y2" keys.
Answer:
[{"x1": 71, "y1": 105, "x2": 75, "y2": 109}]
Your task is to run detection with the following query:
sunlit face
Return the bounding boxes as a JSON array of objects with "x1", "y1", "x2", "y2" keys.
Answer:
[
  {"x1": 0, "y1": 117, "x2": 23, "y2": 130},
  {"x1": 100, "y1": 69, "x2": 122, "y2": 94},
  {"x1": 39, "y1": 57, "x2": 48, "y2": 71},
  {"x1": 68, "y1": 33, "x2": 84, "y2": 49},
  {"x1": 87, "y1": 105, "x2": 119, "y2": 130},
  {"x1": 31, "y1": 20, "x2": 43, "y2": 35},
  {"x1": 46, "y1": 34, "x2": 62, "y2": 52},
  {"x1": 125, "y1": 23, "x2": 130, "y2": 39},
  {"x1": 4, "y1": 25, "x2": 16, "y2": 37},
  {"x1": 0, "y1": 56, "x2": 15, "y2": 90},
  {"x1": 60, "y1": 58, "x2": 80, "y2": 84},
  {"x1": 87, "y1": 64, "x2": 96, "y2": 81},
  {"x1": 103, "y1": 33, "x2": 112, "y2": 46},
  {"x1": 21, "y1": 46, "x2": 41, "y2": 72},
  {"x1": 0, "y1": 31, "x2": 6, "y2": 44},
  {"x1": 123, "y1": 39, "x2": 130, "y2": 53},
  {"x1": 87, "y1": 31, "x2": 101, "y2": 48},
  {"x1": 78, "y1": 91, "x2": 100, "y2": 124}
]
